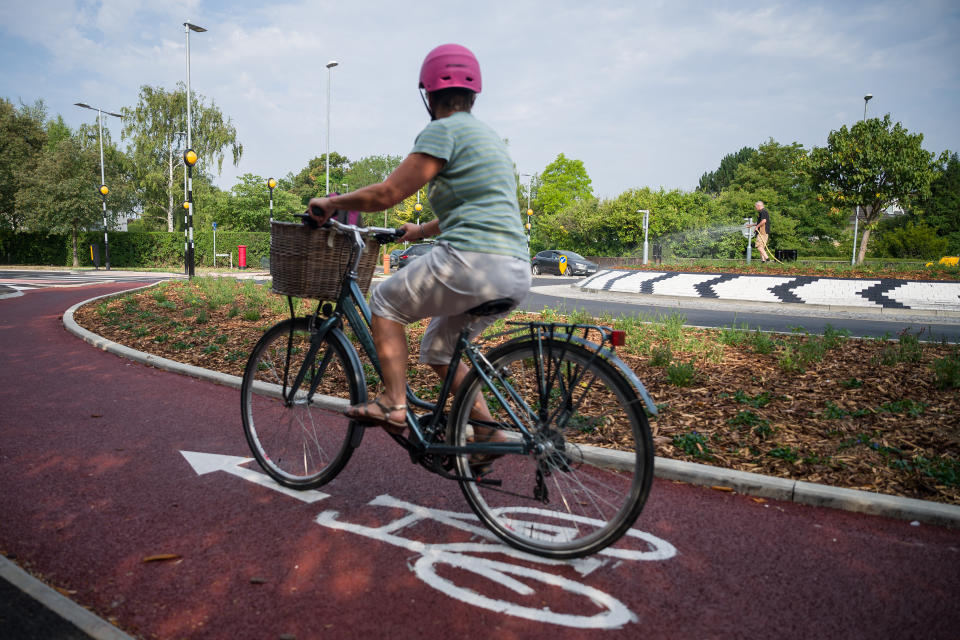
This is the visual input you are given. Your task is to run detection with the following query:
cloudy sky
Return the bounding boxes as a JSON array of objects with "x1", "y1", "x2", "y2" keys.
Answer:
[{"x1": 1, "y1": 0, "x2": 957, "y2": 199}]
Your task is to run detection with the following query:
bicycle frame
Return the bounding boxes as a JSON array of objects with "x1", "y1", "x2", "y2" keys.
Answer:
[{"x1": 280, "y1": 221, "x2": 531, "y2": 465}]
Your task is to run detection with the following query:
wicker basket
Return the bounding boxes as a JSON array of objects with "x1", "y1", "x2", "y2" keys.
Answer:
[{"x1": 270, "y1": 221, "x2": 380, "y2": 300}]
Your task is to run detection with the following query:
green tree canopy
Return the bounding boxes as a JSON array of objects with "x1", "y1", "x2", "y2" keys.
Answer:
[
  {"x1": 805, "y1": 114, "x2": 941, "y2": 263},
  {"x1": 200, "y1": 173, "x2": 301, "y2": 232},
  {"x1": 534, "y1": 153, "x2": 593, "y2": 216},
  {"x1": 15, "y1": 136, "x2": 100, "y2": 265},
  {"x1": 916, "y1": 152, "x2": 960, "y2": 254},
  {"x1": 697, "y1": 146, "x2": 756, "y2": 194},
  {"x1": 288, "y1": 152, "x2": 351, "y2": 205},
  {"x1": 0, "y1": 98, "x2": 47, "y2": 230},
  {"x1": 121, "y1": 84, "x2": 243, "y2": 231}
]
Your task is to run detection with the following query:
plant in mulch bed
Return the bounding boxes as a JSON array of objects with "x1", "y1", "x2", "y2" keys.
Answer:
[
  {"x1": 672, "y1": 431, "x2": 713, "y2": 460},
  {"x1": 931, "y1": 348, "x2": 960, "y2": 389},
  {"x1": 665, "y1": 361, "x2": 697, "y2": 386},
  {"x1": 649, "y1": 344, "x2": 672, "y2": 367}
]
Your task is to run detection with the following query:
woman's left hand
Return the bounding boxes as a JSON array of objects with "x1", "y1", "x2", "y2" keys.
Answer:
[{"x1": 307, "y1": 197, "x2": 335, "y2": 226}]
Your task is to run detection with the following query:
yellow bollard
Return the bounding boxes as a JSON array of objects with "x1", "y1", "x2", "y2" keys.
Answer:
[{"x1": 383, "y1": 251, "x2": 390, "y2": 275}]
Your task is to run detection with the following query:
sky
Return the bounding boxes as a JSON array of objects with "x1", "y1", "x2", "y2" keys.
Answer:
[{"x1": 1, "y1": 0, "x2": 958, "y2": 199}]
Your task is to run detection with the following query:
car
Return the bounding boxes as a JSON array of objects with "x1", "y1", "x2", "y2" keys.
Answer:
[
  {"x1": 396, "y1": 243, "x2": 434, "y2": 269},
  {"x1": 389, "y1": 248, "x2": 404, "y2": 270},
  {"x1": 530, "y1": 250, "x2": 598, "y2": 276}
]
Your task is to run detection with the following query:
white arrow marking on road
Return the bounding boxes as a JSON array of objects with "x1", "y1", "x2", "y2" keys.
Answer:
[{"x1": 180, "y1": 450, "x2": 329, "y2": 503}]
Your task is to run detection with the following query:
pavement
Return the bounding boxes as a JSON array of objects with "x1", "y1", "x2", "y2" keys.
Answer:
[{"x1": 3, "y1": 270, "x2": 960, "y2": 639}]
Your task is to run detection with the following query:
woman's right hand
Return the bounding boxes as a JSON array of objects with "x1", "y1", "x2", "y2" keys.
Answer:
[{"x1": 399, "y1": 221, "x2": 424, "y2": 241}]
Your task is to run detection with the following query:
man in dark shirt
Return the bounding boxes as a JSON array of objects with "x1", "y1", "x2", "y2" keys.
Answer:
[{"x1": 752, "y1": 201, "x2": 771, "y2": 262}]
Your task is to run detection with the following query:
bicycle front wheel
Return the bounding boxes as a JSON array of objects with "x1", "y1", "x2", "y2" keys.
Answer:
[
  {"x1": 241, "y1": 317, "x2": 363, "y2": 489},
  {"x1": 449, "y1": 338, "x2": 654, "y2": 558}
]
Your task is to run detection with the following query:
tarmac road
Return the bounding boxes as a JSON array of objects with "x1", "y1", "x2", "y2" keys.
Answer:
[{"x1": 1, "y1": 283, "x2": 959, "y2": 639}]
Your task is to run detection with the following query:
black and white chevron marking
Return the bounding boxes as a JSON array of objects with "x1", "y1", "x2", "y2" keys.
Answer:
[{"x1": 576, "y1": 270, "x2": 960, "y2": 312}]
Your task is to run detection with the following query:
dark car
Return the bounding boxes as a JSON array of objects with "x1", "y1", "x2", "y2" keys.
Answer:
[
  {"x1": 531, "y1": 250, "x2": 598, "y2": 276},
  {"x1": 396, "y1": 243, "x2": 434, "y2": 269},
  {"x1": 389, "y1": 248, "x2": 404, "y2": 270}
]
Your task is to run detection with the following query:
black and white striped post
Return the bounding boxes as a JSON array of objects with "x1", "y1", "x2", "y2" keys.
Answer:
[
  {"x1": 267, "y1": 177, "x2": 277, "y2": 223},
  {"x1": 183, "y1": 149, "x2": 198, "y2": 277}
]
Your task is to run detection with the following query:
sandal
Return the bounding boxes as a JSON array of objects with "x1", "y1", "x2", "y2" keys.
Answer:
[
  {"x1": 346, "y1": 397, "x2": 407, "y2": 435},
  {"x1": 468, "y1": 426, "x2": 508, "y2": 476}
]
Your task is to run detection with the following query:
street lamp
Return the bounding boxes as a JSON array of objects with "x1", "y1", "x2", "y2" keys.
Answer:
[
  {"x1": 325, "y1": 60, "x2": 339, "y2": 194},
  {"x1": 639, "y1": 209, "x2": 651, "y2": 265},
  {"x1": 852, "y1": 93, "x2": 873, "y2": 266},
  {"x1": 183, "y1": 20, "x2": 206, "y2": 277},
  {"x1": 74, "y1": 102, "x2": 122, "y2": 270},
  {"x1": 267, "y1": 177, "x2": 277, "y2": 222}
]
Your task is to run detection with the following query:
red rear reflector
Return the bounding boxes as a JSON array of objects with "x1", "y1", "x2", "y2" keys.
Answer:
[{"x1": 610, "y1": 330, "x2": 626, "y2": 346}]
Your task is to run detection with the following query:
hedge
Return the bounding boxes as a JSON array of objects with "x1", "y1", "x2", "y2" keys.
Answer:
[{"x1": 0, "y1": 230, "x2": 270, "y2": 269}]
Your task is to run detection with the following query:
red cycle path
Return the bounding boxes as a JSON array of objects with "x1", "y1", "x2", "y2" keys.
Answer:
[{"x1": 1, "y1": 283, "x2": 958, "y2": 639}]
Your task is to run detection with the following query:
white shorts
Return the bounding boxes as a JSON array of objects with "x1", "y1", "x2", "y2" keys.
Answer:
[{"x1": 369, "y1": 241, "x2": 531, "y2": 364}]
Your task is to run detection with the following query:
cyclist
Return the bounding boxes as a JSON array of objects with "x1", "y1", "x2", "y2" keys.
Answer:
[{"x1": 308, "y1": 44, "x2": 531, "y2": 450}]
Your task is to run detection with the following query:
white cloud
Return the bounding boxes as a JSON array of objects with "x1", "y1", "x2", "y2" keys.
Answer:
[{"x1": 1, "y1": 0, "x2": 957, "y2": 198}]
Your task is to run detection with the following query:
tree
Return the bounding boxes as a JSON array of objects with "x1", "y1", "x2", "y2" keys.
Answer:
[
  {"x1": 0, "y1": 98, "x2": 46, "y2": 230},
  {"x1": 806, "y1": 114, "x2": 941, "y2": 264},
  {"x1": 121, "y1": 84, "x2": 243, "y2": 231},
  {"x1": 15, "y1": 136, "x2": 101, "y2": 266},
  {"x1": 916, "y1": 152, "x2": 960, "y2": 254},
  {"x1": 288, "y1": 152, "x2": 350, "y2": 205},
  {"x1": 697, "y1": 146, "x2": 756, "y2": 194},
  {"x1": 725, "y1": 139, "x2": 829, "y2": 249},
  {"x1": 534, "y1": 153, "x2": 593, "y2": 216},
  {"x1": 201, "y1": 173, "x2": 301, "y2": 231}
]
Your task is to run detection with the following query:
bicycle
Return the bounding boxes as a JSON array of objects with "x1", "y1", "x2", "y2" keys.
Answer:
[{"x1": 240, "y1": 215, "x2": 659, "y2": 559}]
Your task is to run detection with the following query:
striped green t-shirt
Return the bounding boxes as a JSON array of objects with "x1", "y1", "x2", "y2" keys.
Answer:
[{"x1": 412, "y1": 112, "x2": 528, "y2": 261}]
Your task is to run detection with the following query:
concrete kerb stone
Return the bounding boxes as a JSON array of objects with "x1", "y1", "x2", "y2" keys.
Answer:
[
  {"x1": 0, "y1": 555, "x2": 135, "y2": 640},
  {"x1": 61, "y1": 286, "x2": 960, "y2": 530}
]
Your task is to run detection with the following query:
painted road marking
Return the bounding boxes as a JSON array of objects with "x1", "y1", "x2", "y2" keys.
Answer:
[
  {"x1": 182, "y1": 449, "x2": 677, "y2": 629},
  {"x1": 180, "y1": 450, "x2": 329, "y2": 503}
]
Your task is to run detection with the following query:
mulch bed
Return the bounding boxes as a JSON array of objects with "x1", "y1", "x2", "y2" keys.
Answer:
[{"x1": 73, "y1": 277, "x2": 960, "y2": 506}]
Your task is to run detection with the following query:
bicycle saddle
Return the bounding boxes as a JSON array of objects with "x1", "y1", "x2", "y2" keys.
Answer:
[{"x1": 467, "y1": 298, "x2": 515, "y2": 316}]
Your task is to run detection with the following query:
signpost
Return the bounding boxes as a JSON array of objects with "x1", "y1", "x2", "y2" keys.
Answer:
[{"x1": 559, "y1": 254, "x2": 568, "y2": 275}]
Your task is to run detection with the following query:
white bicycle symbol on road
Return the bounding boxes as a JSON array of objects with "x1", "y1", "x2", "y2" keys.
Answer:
[{"x1": 183, "y1": 450, "x2": 677, "y2": 630}]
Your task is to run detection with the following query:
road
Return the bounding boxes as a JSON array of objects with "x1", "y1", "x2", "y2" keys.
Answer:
[
  {"x1": 522, "y1": 275, "x2": 960, "y2": 341},
  {"x1": 1, "y1": 282, "x2": 958, "y2": 639}
]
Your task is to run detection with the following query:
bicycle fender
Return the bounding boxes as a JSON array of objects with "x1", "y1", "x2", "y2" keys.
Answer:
[
  {"x1": 320, "y1": 325, "x2": 369, "y2": 448},
  {"x1": 502, "y1": 334, "x2": 659, "y2": 417}
]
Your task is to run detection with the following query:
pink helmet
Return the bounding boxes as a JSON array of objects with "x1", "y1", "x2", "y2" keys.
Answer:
[{"x1": 419, "y1": 44, "x2": 482, "y2": 94}]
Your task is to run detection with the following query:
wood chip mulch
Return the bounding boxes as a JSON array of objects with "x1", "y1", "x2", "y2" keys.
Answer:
[{"x1": 73, "y1": 277, "x2": 960, "y2": 506}]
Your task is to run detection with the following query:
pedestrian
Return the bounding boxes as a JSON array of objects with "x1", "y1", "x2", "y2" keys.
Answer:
[{"x1": 751, "y1": 201, "x2": 771, "y2": 262}]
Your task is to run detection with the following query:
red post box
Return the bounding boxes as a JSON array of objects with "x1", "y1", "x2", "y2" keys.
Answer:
[{"x1": 238, "y1": 245, "x2": 247, "y2": 269}]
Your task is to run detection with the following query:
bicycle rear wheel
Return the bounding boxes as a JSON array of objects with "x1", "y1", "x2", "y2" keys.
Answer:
[
  {"x1": 449, "y1": 337, "x2": 653, "y2": 558},
  {"x1": 241, "y1": 317, "x2": 363, "y2": 489}
]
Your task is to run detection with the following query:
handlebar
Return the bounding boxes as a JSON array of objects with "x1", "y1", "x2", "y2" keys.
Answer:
[{"x1": 297, "y1": 212, "x2": 405, "y2": 244}]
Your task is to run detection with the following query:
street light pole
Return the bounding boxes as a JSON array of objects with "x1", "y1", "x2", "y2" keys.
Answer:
[
  {"x1": 639, "y1": 209, "x2": 651, "y2": 265},
  {"x1": 852, "y1": 93, "x2": 873, "y2": 266},
  {"x1": 183, "y1": 21, "x2": 206, "y2": 277},
  {"x1": 74, "y1": 103, "x2": 122, "y2": 270},
  {"x1": 325, "y1": 60, "x2": 339, "y2": 194}
]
